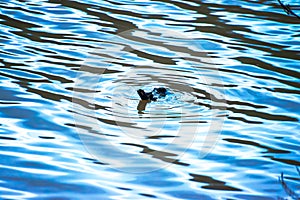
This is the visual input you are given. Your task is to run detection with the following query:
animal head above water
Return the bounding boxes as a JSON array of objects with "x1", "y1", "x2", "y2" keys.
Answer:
[{"x1": 137, "y1": 87, "x2": 167, "y2": 102}]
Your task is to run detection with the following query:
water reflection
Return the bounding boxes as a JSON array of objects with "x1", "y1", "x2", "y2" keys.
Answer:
[
  {"x1": 279, "y1": 167, "x2": 300, "y2": 200},
  {"x1": 137, "y1": 100, "x2": 150, "y2": 113},
  {"x1": 0, "y1": 0, "x2": 299, "y2": 199}
]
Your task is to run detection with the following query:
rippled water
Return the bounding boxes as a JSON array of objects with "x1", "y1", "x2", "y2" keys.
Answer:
[{"x1": 0, "y1": 0, "x2": 299, "y2": 199}]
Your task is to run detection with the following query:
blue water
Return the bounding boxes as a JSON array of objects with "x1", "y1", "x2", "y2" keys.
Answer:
[{"x1": 0, "y1": 0, "x2": 299, "y2": 199}]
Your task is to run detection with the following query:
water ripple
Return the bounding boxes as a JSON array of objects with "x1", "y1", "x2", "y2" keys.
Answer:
[{"x1": 0, "y1": 0, "x2": 299, "y2": 199}]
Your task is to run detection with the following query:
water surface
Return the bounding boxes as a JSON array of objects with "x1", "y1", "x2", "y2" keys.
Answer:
[{"x1": 0, "y1": 0, "x2": 299, "y2": 199}]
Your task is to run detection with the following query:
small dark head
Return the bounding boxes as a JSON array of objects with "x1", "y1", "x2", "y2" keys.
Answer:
[
  {"x1": 137, "y1": 87, "x2": 167, "y2": 101},
  {"x1": 155, "y1": 87, "x2": 167, "y2": 96},
  {"x1": 137, "y1": 89, "x2": 149, "y2": 100},
  {"x1": 137, "y1": 89, "x2": 158, "y2": 101}
]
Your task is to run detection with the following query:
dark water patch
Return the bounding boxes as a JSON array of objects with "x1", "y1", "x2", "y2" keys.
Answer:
[
  {"x1": 224, "y1": 138, "x2": 291, "y2": 154},
  {"x1": 228, "y1": 107, "x2": 298, "y2": 122},
  {"x1": 122, "y1": 143, "x2": 189, "y2": 167},
  {"x1": 227, "y1": 116, "x2": 263, "y2": 124},
  {"x1": 139, "y1": 193, "x2": 157, "y2": 198},
  {"x1": 38, "y1": 136, "x2": 55, "y2": 139},
  {"x1": 147, "y1": 135, "x2": 178, "y2": 139},
  {"x1": 65, "y1": 123, "x2": 117, "y2": 137},
  {"x1": 268, "y1": 157, "x2": 300, "y2": 166},
  {"x1": 189, "y1": 173, "x2": 242, "y2": 191},
  {"x1": 0, "y1": 136, "x2": 16, "y2": 140},
  {"x1": 117, "y1": 187, "x2": 132, "y2": 191}
]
